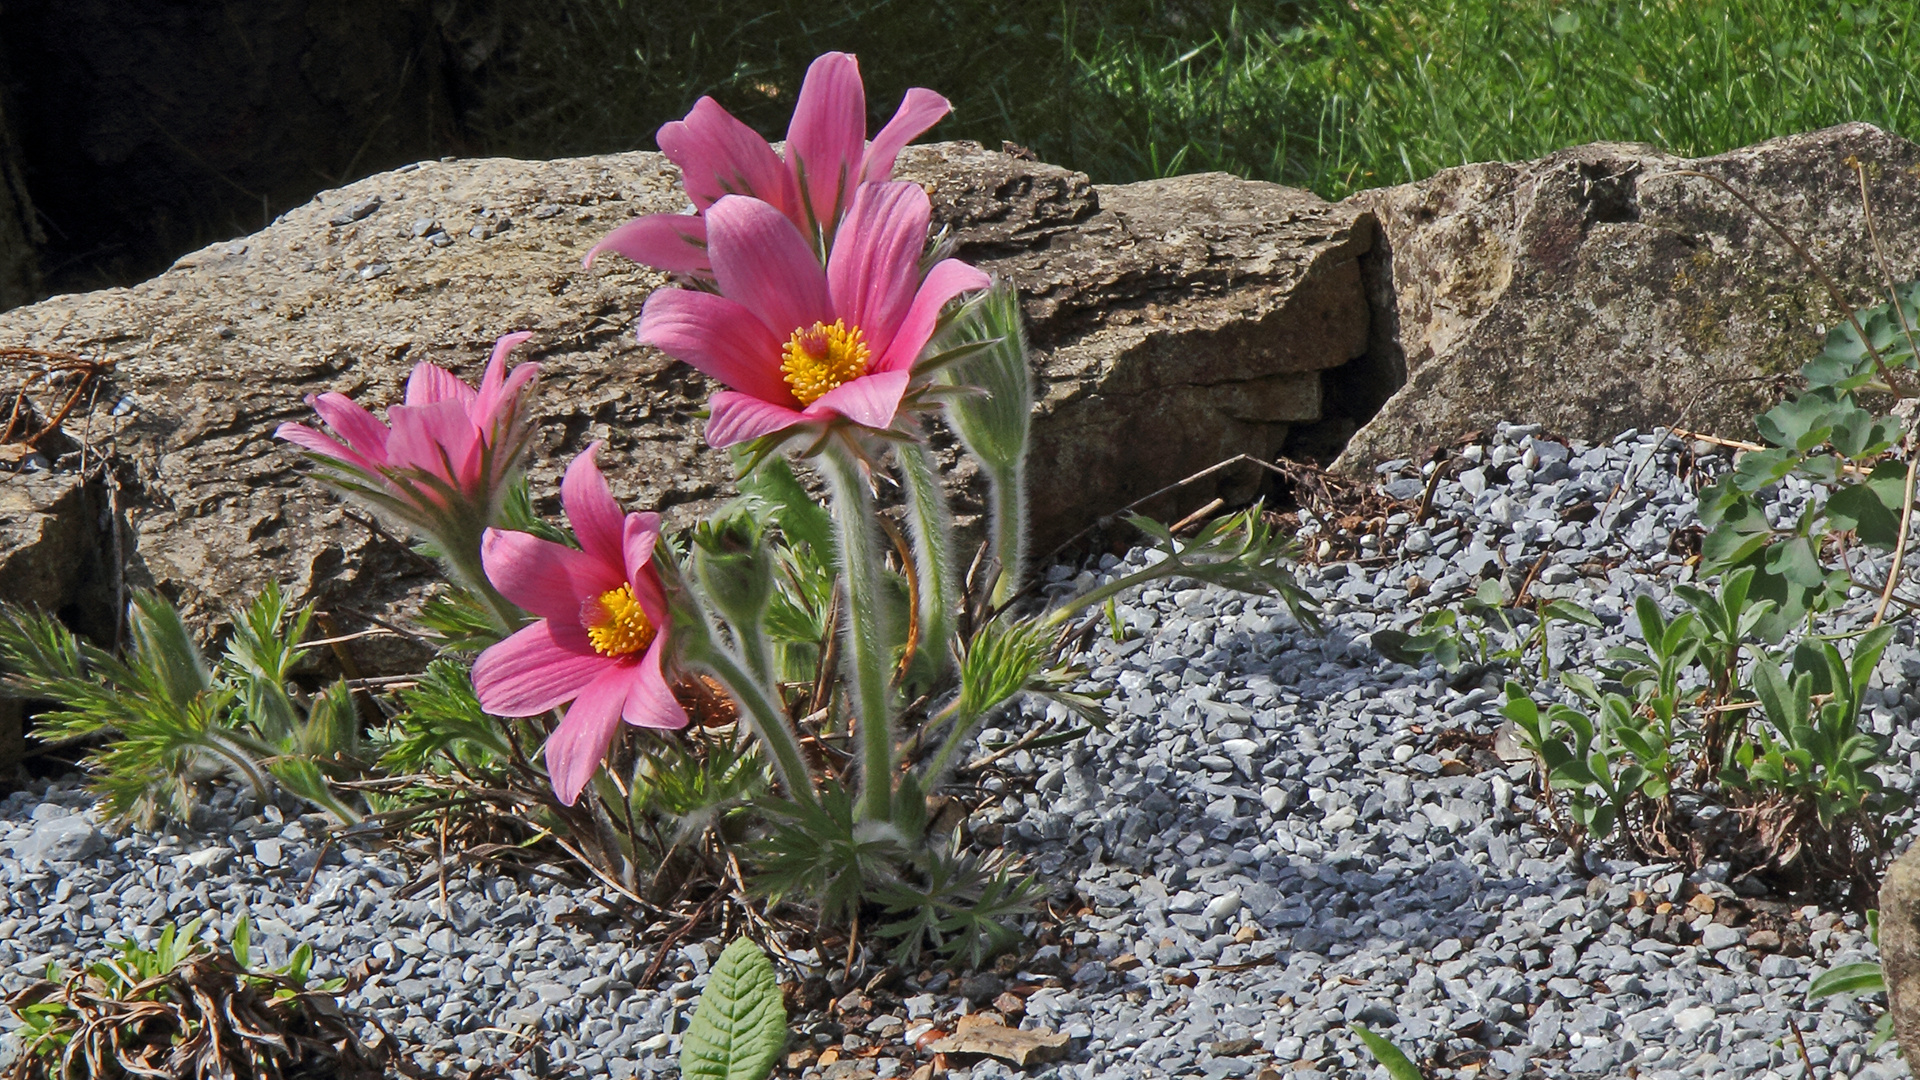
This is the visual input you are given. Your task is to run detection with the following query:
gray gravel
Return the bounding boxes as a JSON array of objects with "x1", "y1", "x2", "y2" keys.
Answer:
[{"x1": 0, "y1": 422, "x2": 1912, "y2": 1080}]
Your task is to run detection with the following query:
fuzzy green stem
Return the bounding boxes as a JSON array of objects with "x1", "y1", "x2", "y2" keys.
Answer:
[
  {"x1": 1036, "y1": 555, "x2": 1186, "y2": 633},
  {"x1": 695, "y1": 646, "x2": 817, "y2": 809},
  {"x1": 662, "y1": 545, "x2": 816, "y2": 806},
  {"x1": 439, "y1": 534, "x2": 523, "y2": 634},
  {"x1": 897, "y1": 435, "x2": 959, "y2": 679},
  {"x1": 821, "y1": 443, "x2": 897, "y2": 822},
  {"x1": 734, "y1": 619, "x2": 777, "y2": 690},
  {"x1": 986, "y1": 459, "x2": 1029, "y2": 608},
  {"x1": 922, "y1": 697, "x2": 980, "y2": 786}
]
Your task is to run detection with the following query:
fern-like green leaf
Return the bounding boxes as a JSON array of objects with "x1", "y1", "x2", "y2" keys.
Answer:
[{"x1": 680, "y1": 938, "x2": 787, "y2": 1080}]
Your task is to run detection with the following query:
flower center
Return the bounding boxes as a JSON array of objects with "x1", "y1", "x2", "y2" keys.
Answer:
[
  {"x1": 585, "y1": 584, "x2": 657, "y2": 657},
  {"x1": 781, "y1": 319, "x2": 870, "y2": 405}
]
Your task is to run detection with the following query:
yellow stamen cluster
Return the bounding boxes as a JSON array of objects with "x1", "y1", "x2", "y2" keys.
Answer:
[
  {"x1": 586, "y1": 584, "x2": 658, "y2": 657},
  {"x1": 781, "y1": 319, "x2": 870, "y2": 405}
]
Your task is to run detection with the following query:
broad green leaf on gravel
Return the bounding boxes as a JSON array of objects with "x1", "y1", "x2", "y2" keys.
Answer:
[
  {"x1": 680, "y1": 938, "x2": 787, "y2": 1080},
  {"x1": 1825, "y1": 482, "x2": 1902, "y2": 548},
  {"x1": 1807, "y1": 961, "x2": 1887, "y2": 1001},
  {"x1": 1352, "y1": 1024, "x2": 1424, "y2": 1080}
]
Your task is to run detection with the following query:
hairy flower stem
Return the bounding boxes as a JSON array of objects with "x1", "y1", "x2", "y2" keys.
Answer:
[
  {"x1": 897, "y1": 434, "x2": 959, "y2": 679},
  {"x1": 986, "y1": 459, "x2": 1029, "y2": 607},
  {"x1": 661, "y1": 545, "x2": 816, "y2": 806},
  {"x1": 440, "y1": 533, "x2": 523, "y2": 634},
  {"x1": 696, "y1": 647, "x2": 817, "y2": 809},
  {"x1": 821, "y1": 443, "x2": 898, "y2": 822},
  {"x1": 694, "y1": 541, "x2": 779, "y2": 687},
  {"x1": 733, "y1": 618, "x2": 778, "y2": 690}
]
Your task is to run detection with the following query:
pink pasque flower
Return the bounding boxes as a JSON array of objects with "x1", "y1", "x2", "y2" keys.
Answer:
[
  {"x1": 471, "y1": 445, "x2": 689, "y2": 805},
  {"x1": 275, "y1": 332, "x2": 540, "y2": 534},
  {"x1": 586, "y1": 51, "x2": 951, "y2": 278},
  {"x1": 634, "y1": 182, "x2": 989, "y2": 448}
]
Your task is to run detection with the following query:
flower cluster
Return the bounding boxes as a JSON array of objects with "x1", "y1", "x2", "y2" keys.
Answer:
[
  {"x1": 272, "y1": 49, "x2": 1310, "y2": 963},
  {"x1": 281, "y1": 52, "x2": 993, "y2": 805}
]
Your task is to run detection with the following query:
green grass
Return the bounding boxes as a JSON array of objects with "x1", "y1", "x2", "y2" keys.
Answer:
[{"x1": 471, "y1": 0, "x2": 1920, "y2": 200}]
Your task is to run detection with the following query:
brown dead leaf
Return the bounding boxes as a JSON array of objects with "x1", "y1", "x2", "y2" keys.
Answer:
[{"x1": 927, "y1": 1014, "x2": 1070, "y2": 1067}]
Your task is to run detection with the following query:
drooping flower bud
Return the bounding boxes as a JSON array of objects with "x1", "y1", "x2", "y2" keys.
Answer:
[{"x1": 276, "y1": 333, "x2": 540, "y2": 619}]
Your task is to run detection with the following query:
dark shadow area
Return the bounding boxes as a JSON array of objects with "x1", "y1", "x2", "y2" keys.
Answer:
[
  {"x1": 0, "y1": 0, "x2": 1315, "y2": 307},
  {"x1": 0, "y1": 0, "x2": 477, "y2": 298}
]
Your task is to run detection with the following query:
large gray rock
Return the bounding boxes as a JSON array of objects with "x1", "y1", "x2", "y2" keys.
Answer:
[
  {"x1": 9, "y1": 813, "x2": 104, "y2": 866},
  {"x1": 0, "y1": 472, "x2": 111, "y2": 620},
  {"x1": 903, "y1": 144, "x2": 1379, "y2": 551},
  {"x1": 1336, "y1": 123, "x2": 1920, "y2": 470},
  {"x1": 0, "y1": 142, "x2": 1378, "y2": 671},
  {"x1": 1880, "y1": 845, "x2": 1920, "y2": 1058}
]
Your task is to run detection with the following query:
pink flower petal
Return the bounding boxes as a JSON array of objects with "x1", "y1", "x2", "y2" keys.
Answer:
[
  {"x1": 387, "y1": 398, "x2": 480, "y2": 490},
  {"x1": 706, "y1": 196, "x2": 833, "y2": 342},
  {"x1": 473, "y1": 332, "x2": 535, "y2": 426},
  {"x1": 786, "y1": 51, "x2": 866, "y2": 235},
  {"x1": 309, "y1": 393, "x2": 391, "y2": 465},
  {"x1": 482, "y1": 528, "x2": 620, "y2": 623},
  {"x1": 562, "y1": 444, "x2": 629, "y2": 571},
  {"x1": 659, "y1": 97, "x2": 800, "y2": 218},
  {"x1": 404, "y1": 362, "x2": 478, "y2": 408},
  {"x1": 473, "y1": 620, "x2": 609, "y2": 716},
  {"x1": 545, "y1": 664, "x2": 636, "y2": 804},
  {"x1": 624, "y1": 642, "x2": 689, "y2": 730},
  {"x1": 636, "y1": 289, "x2": 795, "y2": 406},
  {"x1": 474, "y1": 361, "x2": 539, "y2": 439},
  {"x1": 827, "y1": 182, "x2": 931, "y2": 363},
  {"x1": 621, "y1": 515, "x2": 671, "y2": 632},
  {"x1": 631, "y1": 565, "x2": 669, "y2": 631},
  {"x1": 585, "y1": 214, "x2": 713, "y2": 278},
  {"x1": 276, "y1": 422, "x2": 383, "y2": 476},
  {"x1": 803, "y1": 369, "x2": 910, "y2": 431},
  {"x1": 861, "y1": 87, "x2": 951, "y2": 183},
  {"x1": 875, "y1": 258, "x2": 994, "y2": 373},
  {"x1": 620, "y1": 512, "x2": 663, "y2": 591},
  {"x1": 706, "y1": 390, "x2": 808, "y2": 447}
]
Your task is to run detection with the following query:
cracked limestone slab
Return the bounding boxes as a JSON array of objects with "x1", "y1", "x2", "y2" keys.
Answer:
[{"x1": 0, "y1": 142, "x2": 1377, "y2": 667}]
